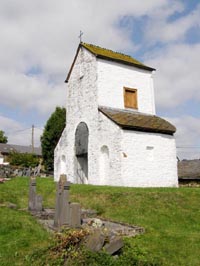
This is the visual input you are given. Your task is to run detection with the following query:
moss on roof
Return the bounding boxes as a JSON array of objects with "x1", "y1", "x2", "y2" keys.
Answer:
[
  {"x1": 99, "y1": 106, "x2": 176, "y2": 135},
  {"x1": 81, "y1": 42, "x2": 155, "y2": 71}
]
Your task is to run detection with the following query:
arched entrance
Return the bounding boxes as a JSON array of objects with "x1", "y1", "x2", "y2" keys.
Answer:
[{"x1": 75, "y1": 122, "x2": 89, "y2": 184}]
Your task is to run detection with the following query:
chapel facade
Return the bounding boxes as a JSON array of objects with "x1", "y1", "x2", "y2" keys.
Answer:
[{"x1": 54, "y1": 42, "x2": 178, "y2": 187}]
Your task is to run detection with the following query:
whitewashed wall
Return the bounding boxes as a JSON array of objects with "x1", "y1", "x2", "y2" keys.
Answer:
[
  {"x1": 55, "y1": 46, "x2": 178, "y2": 187},
  {"x1": 97, "y1": 112, "x2": 122, "y2": 186},
  {"x1": 97, "y1": 59, "x2": 155, "y2": 115},
  {"x1": 55, "y1": 47, "x2": 98, "y2": 182},
  {"x1": 121, "y1": 130, "x2": 178, "y2": 187}
]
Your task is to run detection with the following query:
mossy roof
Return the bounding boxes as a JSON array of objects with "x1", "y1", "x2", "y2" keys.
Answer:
[
  {"x1": 99, "y1": 106, "x2": 176, "y2": 135},
  {"x1": 81, "y1": 42, "x2": 155, "y2": 71},
  {"x1": 65, "y1": 42, "x2": 155, "y2": 82}
]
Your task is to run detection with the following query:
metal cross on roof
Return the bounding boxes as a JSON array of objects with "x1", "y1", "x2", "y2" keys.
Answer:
[{"x1": 78, "y1": 30, "x2": 83, "y2": 43}]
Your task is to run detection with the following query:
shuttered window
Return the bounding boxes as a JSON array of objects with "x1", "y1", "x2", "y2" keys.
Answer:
[{"x1": 124, "y1": 87, "x2": 138, "y2": 109}]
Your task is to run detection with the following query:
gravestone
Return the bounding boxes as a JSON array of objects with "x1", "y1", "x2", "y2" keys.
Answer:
[
  {"x1": 34, "y1": 164, "x2": 41, "y2": 177},
  {"x1": 54, "y1": 175, "x2": 70, "y2": 227},
  {"x1": 69, "y1": 203, "x2": 81, "y2": 228},
  {"x1": 28, "y1": 176, "x2": 43, "y2": 211},
  {"x1": 26, "y1": 167, "x2": 31, "y2": 177},
  {"x1": 54, "y1": 174, "x2": 81, "y2": 228}
]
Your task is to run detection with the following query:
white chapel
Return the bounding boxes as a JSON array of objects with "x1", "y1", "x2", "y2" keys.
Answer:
[{"x1": 54, "y1": 42, "x2": 178, "y2": 187}]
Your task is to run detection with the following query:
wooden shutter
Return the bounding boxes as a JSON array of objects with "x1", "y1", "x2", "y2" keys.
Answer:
[{"x1": 124, "y1": 87, "x2": 138, "y2": 109}]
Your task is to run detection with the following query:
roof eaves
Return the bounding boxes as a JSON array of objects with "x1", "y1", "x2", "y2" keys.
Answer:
[
  {"x1": 121, "y1": 125, "x2": 174, "y2": 135},
  {"x1": 98, "y1": 106, "x2": 176, "y2": 135}
]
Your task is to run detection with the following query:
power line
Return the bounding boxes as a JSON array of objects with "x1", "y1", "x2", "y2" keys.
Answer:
[
  {"x1": 5, "y1": 126, "x2": 44, "y2": 135},
  {"x1": 177, "y1": 146, "x2": 200, "y2": 149},
  {"x1": 6, "y1": 127, "x2": 32, "y2": 135}
]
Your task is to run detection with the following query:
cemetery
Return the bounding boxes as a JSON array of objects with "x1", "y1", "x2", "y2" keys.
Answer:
[
  {"x1": 28, "y1": 174, "x2": 144, "y2": 256},
  {"x1": 1, "y1": 176, "x2": 200, "y2": 265}
]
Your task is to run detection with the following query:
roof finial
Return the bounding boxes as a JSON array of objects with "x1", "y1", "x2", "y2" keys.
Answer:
[{"x1": 78, "y1": 30, "x2": 83, "y2": 43}]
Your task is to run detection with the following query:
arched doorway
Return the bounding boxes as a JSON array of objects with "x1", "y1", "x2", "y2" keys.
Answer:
[
  {"x1": 75, "y1": 122, "x2": 89, "y2": 184},
  {"x1": 99, "y1": 145, "x2": 109, "y2": 184}
]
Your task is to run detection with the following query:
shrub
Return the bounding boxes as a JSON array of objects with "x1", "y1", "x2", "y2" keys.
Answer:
[{"x1": 8, "y1": 152, "x2": 40, "y2": 167}]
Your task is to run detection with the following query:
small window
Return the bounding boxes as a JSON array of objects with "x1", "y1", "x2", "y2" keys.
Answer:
[{"x1": 124, "y1": 87, "x2": 138, "y2": 109}]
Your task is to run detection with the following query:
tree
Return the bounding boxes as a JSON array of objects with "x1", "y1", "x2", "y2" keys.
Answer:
[
  {"x1": 41, "y1": 107, "x2": 66, "y2": 171},
  {"x1": 0, "y1": 130, "x2": 8, "y2": 143}
]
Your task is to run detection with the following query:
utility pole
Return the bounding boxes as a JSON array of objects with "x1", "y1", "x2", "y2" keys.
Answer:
[{"x1": 32, "y1": 125, "x2": 34, "y2": 154}]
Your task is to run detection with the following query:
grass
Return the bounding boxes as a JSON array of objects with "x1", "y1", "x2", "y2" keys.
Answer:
[{"x1": 0, "y1": 177, "x2": 200, "y2": 265}]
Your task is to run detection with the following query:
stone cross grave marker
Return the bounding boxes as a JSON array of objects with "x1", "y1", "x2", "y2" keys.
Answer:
[{"x1": 54, "y1": 174, "x2": 81, "y2": 228}]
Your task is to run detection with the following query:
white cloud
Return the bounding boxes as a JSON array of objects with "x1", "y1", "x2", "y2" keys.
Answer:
[
  {"x1": 0, "y1": 0, "x2": 200, "y2": 159},
  {"x1": 145, "y1": 3, "x2": 200, "y2": 44},
  {"x1": 0, "y1": 114, "x2": 42, "y2": 146},
  {"x1": 145, "y1": 43, "x2": 200, "y2": 109},
  {"x1": 0, "y1": 0, "x2": 176, "y2": 116},
  {"x1": 0, "y1": 71, "x2": 66, "y2": 114},
  {"x1": 166, "y1": 115, "x2": 200, "y2": 160}
]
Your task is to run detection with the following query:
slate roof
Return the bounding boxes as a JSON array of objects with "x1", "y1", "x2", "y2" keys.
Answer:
[
  {"x1": 0, "y1": 143, "x2": 42, "y2": 156},
  {"x1": 178, "y1": 159, "x2": 200, "y2": 179},
  {"x1": 65, "y1": 42, "x2": 155, "y2": 82},
  {"x1": 98, "y1": 106, "x2": 176, "y2": 135}
]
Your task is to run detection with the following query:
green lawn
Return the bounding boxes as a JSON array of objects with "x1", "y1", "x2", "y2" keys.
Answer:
[{"x1": 0, "y1": 177, "x2": 200, "y2": 265}]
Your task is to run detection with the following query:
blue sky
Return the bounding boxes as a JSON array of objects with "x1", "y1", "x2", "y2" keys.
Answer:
[{"x1": 0, "y1": 0, "x2": 200, "y2": 159}]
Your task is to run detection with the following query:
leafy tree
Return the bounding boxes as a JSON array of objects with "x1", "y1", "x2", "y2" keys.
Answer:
[
  {"x1": 41, "y1": 107, "x2": 66, "y2": 171},
  {"x1": 0, "y1": 130, "x2": 8, "y2": 143}
]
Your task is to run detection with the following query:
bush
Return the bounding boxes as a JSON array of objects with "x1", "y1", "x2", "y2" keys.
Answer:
[{"x1": 8, "y1": 152, "x2": 40, "y2": 167}]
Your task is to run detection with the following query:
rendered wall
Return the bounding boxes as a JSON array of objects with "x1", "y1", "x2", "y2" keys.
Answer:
[
  {"x1": 96, "y1": 112, "x2": 122, "y2": 186},
  {"x1": 54, "y1": 46, "x2": 178, "y2": 187},
  {"x1": 54, "y1": 47, "x2": 98, "y2": 183},
  {"x1": 121, "y1": 130, "x2": 178, "y2": 187},
  {"x1": 97, "y1": 59, "x2": 155, "y2": 115}
]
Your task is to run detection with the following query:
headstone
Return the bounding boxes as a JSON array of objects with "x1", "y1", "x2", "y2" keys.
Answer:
[
  {"x1": 35, "y1": 194, "x2": 43, "y2": 212},
  {"x1": 60, "y1": 181, "x2": 71, "y2": 226},
  {"x1": 26, "y1": 167, "x2": 31, "y2": 177},
  {"x1": 13, "y1": 169, "x2": 19, "y2": 176},
  {"x1": 104, "y1": 236, "x2": 124, "y2": 255},
  {"x1": 84, "y1": 229, "x2": 105, "y2": 252},
  {"x1": 28, "y1": 176, "x2": 43, "y2": 211},
  {"x1": 34, "y1": 164, "x2": 41, "y2": 177},
  {"x1": 18, "y1": 170, "x2": 23, "y2": 177},
  {"x1": 28, "y1": 177, "x2": 36, "y2": 210},
  {"x1": 54, "y1": 174, "x2": 81, "y2": 229},
  {"x1": 54, "y1": 174, "x2": 69, "y2": 227},
  {"x1": 69, "y1": 203, "x2": 81, "y2": 228}
]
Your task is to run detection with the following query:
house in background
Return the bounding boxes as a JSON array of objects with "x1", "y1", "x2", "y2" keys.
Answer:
[
  {"x1": 54, "y1": 42, "x2": 178, "y2": 187},
  {"x1": 178, "y1": 159, "x2": 200, "y2": 185},
  {"x1": 0, "y1": 143, "x2": 42, "y2": 164}
]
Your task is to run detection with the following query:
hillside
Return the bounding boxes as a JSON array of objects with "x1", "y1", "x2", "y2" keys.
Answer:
[{"x1": 1, "y1": 177, "x2": 200, "y2": 265}]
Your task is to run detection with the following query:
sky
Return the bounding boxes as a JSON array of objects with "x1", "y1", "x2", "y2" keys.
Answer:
[{"x1": 0, "y1": 0, "x2": 200, "y2": 160}]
